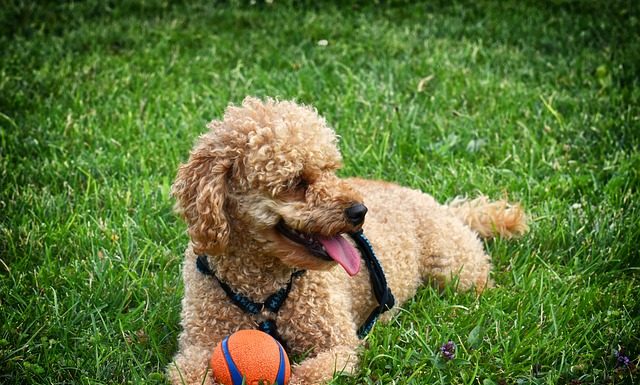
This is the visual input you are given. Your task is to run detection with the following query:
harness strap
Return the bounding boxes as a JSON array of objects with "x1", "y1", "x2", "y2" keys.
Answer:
[{"x1": 348, "y1": 230, "x2": 395, "y2": 338}]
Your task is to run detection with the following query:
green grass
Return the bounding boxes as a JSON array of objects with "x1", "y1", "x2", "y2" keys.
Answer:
[{"x1": 1, "y1": 1, "x2": 639, "y2": 384}]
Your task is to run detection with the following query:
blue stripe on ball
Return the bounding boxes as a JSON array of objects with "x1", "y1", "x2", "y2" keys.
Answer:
[
  {"x1": 221, "y1": 337, "x2": 244, "y2": 385},
  {"x1": 275, "y1": 340, "x2": 286, "y2": 385}
]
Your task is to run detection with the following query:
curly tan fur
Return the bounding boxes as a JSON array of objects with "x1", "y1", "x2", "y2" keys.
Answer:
[{"x1": 167, "y1": 97, "x2": 528, "y2": 385}]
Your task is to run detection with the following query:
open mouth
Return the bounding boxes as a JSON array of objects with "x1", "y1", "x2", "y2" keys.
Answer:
[{"x1": 275, "y1": 220, "x2": 361, "y2": 276}]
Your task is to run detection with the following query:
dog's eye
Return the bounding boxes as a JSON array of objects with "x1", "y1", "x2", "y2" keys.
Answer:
[
  {"x1": 294, "y1": 178, "x2": 309, "y2": 192},
  {"x1": 279, "y1": 178, "x2": 308, "y2": 201}
]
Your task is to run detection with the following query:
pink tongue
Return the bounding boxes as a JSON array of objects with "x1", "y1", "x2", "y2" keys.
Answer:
[{"x1": 318, "y1": 235, "x2": 361, "y2": 276}]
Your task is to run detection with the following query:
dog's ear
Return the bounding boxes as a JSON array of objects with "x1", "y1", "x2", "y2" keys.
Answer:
[{"x1": 171, "y1": 138, "x2": 233, "y2": 256}]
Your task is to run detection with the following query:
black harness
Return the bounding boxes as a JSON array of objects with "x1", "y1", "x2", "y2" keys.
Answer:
[
  {"x1": 349, "y1": 230, "x2": 396, "y2": 338},
  {"x1": 196, "y1": 230, "x2": 395, "y2": 347}
]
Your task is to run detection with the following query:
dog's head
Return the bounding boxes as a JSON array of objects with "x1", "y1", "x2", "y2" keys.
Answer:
[{"x1": 172, "y1": 97, "x2": 365, "y2": 276}]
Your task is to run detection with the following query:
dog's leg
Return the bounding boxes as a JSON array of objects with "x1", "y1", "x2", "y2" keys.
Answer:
[
  {"x1": 167, "y1": 255, "x2": 241, "y2": 385},
  {"x1": 290, "y1": 343, "x2": 361, "y2": 385},
  {"x1": 167, "y1": 344, "x2": 213, "y2": 385},
  {"x1": 418, "y1": 211, "x2": 494, "y2": 293},
  {"x1": 281, "y1": 275, "x2": 364, "y2": 385}
]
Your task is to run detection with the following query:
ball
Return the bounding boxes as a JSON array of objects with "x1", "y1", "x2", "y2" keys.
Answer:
[{"x1": 210, "y1": 329, "x2": 291, "y2": 385}]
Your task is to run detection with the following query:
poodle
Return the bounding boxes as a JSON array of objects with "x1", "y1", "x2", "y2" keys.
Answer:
[{"x1": 167, "y1": 97, "x2": 528, "y2": 385}]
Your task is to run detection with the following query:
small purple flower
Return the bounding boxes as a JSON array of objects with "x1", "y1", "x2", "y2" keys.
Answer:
[
  {"x1": 440, "y1": 340, "x2": 456, "y2": 360},
  {"x1": 615, "y1": 346, "x2": 631, "y2": 367}
]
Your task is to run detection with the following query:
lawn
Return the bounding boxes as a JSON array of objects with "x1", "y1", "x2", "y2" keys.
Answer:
[{"x1": 1, "y1": 1, "x2": 639, "y2": 384}]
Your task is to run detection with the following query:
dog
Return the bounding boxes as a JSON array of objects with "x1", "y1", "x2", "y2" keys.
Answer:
[{"x1": 167, "y1": 97, "x2": 527, "y2": 384}]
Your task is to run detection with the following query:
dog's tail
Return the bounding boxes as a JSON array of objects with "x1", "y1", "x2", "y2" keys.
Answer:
[{"x1": 448, "y1": 196, "x2": 529, "y2": 239}]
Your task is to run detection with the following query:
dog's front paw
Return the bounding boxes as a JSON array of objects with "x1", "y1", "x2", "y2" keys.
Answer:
[
  {"x1": 289, "y1": 363, "x2": 325, "y2": 385},
  {"x1": 289, "y1": 347, "x2": 360, "y2": 385}
]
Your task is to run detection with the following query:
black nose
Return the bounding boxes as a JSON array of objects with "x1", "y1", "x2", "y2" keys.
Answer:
[{"x1": 345, "y1": 203, "x2": 367, "y2": 226}]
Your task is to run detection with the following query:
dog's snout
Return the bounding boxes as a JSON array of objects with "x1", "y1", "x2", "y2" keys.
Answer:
[{"x1": 345, "y1": 203, "x2": 367, "y2": 226}]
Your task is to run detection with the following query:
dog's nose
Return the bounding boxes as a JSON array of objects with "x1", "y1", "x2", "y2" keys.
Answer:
[{"x1": 345, "y1": 203, "x2": 367, "y2": 226}]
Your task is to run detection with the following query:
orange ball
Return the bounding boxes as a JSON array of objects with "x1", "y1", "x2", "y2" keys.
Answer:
[{"x1": 210, "y1": 329, "x2": 291, "y2": 385}]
